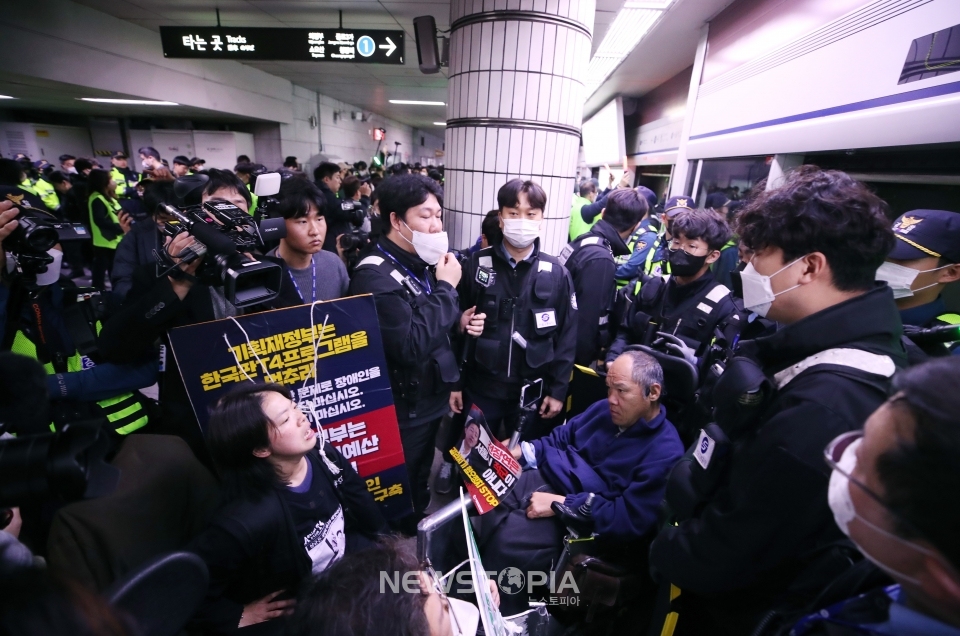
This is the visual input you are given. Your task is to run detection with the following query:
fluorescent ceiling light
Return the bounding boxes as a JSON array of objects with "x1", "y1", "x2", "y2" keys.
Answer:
[
  {"x1": 433, "y1": 122, "x2": 446, "y2": 126},
  {"x1": 0, "y1": 95, "x2": 16, "y2": 99},
  {"x1": 389, "y1": 99, "x2": 445, "y2": 106},
  {"x1": 78, "y1": 98, "x2": 179, "y2": 105},
  {"x1": 585, "y1": 0, "x2": 674, "y2": 96}
]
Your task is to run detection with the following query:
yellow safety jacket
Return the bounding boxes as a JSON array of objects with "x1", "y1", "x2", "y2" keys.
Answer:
[
  {"x1": 88, "y1": 192, "x2": 123, "y2": 249},
  {"x1": 33, "y1": 178, "x2": 60, "y2": 211},
  {"x1": 8, "y1": 327, "x2": 149, "y2": 435}
]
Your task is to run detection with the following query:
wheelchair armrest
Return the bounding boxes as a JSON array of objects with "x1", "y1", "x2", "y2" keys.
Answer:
[{"x1": 551, "y1": 500, "x2": 594, "y2": 539}]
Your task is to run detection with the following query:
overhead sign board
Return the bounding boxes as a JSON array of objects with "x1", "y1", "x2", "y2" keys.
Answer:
[{"x1": 159, "y1": 27, "x2": 404, "y2": 63}]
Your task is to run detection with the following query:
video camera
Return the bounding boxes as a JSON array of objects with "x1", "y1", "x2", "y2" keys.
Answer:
[
  {"x1": 338, "y1": 227, "x2": 370, "y2": 272},
  {"x1": 1, "y1": 187, "x2": 89, "y2": 288},
  {"x1": 156, "y1": 175, "x2": 287, "y2": 308}
]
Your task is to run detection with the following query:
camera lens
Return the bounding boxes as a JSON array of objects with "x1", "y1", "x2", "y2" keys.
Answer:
[{"x1": 17, "y1": 216, "x2": 59, "y2": 252}]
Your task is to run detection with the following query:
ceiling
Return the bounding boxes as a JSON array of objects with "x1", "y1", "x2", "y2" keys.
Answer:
[
  {"x1": 70, "y1": 0, "x2": 626, "y2": 130},
  {"x1": 584, "y1": 0, "x2": 736, "y2": 121}
]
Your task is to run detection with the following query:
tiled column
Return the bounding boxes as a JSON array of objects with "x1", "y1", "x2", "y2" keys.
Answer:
[{"x1": 444, "y1": 0, "x2": 595, "y2": 256}]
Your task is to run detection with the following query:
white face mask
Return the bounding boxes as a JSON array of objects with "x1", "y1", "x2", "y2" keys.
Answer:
[
  {"x1": 399, "y1": 220, "x2": 448, "y2": 266},
  {"x1": 739, "y1": 256, "x2": 806, "y2": 317},
  {"x1": 65, "y1": 166, "x2": 77, "y2": 174},
  {"x1": 875, "y1": 261, "x2": 948, "y2": 299},
  {"x1": 501, "y1": 218, "x2": 541, "y2": 249},
  {"x1": 828, "y1": 438, "x2": 937, "y2": 586}
]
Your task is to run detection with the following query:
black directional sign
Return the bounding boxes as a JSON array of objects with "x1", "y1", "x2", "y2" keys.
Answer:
[{"x1": 159, "y1": 27, "x2": 404, "y2": 64}]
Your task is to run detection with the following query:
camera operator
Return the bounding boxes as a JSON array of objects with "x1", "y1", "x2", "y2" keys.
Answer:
[
  {"x1": 266, "y1": 176, "x2": 348, "y2": 302},
  {"x1": 648, "y1": 166, "x2": 907, "y2": 634},
  {"x1": 97, "y1": 179, "x2": 298, "y2": 453},
  {"x1": 314, "y1": 161, "x2": 363, "y2": 254},
  {"x1": 0, "y1": 201, "x2": 156, "y2": 438},
  {"x1": 110, "y1": 177, "x2": 176, "y2": 302},
  {"x1": 347, "y1": 174, "x2": 462, "y2": 528}
]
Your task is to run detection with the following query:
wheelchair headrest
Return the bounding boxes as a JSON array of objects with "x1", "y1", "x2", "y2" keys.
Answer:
[{"x1": 622, "y1": 345, "x2": 699, "y2": 403}]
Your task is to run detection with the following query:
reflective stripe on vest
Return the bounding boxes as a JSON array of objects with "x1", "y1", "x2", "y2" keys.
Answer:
[
  {"x1": 19, "y1": 180, "x2": 38, "y2": 196},
  {"x1": 110, "y1": 167, "x2": 135, "y2": 198},
  {"x1": 9, "y1": 329, "x2": 147, "y2": 434},
  {"x1": 88, "y1": 192, "x2": 123, "y2": 248}
]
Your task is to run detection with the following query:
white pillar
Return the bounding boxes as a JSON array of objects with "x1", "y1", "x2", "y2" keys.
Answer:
[{"x1": 444, "y1": 0, "x2": 596, "y2": 256}]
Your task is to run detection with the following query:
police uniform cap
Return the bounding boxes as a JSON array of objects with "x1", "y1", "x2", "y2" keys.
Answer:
[
  {"x1": 664, "y1": 194, "x2": 695, "y2": 217},
  {"x1": 112, "y1": 151, "x2": 128, "y2": 159},
  {"x1": 889, "y1": 209, "x2": 960, "y2": 264}
]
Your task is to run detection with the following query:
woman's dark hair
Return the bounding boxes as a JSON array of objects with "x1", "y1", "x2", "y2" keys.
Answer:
[
  {"x1": 287, "y1": 538, "x2": 430, "y2": 636},
  {"x1": 278, "y1": 176, "x2": 325, "y2": 220},
  {"x1": 87, "y1": 169, "x2": 114, "y2": 198},
  {"x1": 482, "y1": 209, "x2": 503, "y2": 246},
  {"x1": 341, "y1": 175, "x2": 361, "y2": 200},
  {"x1": 201, "y1": 168, "x2": 252, "y2": 208},
  {"x1": 497, "y1": 178, "x2": 546, "y2": 213},
  {"x1": 142, "y1": 181, "x2": 176, "y2": 217},
  {"x1": 736, "y1": 166, "x2": 894, "y2": 291},
  {"x1": 880, "y1": 357, "x2": 960, "y2": 572},
  {"x1": 206, "y1": 383, "x2": 291, "y2": 498},
  {"x1": 670, "y1": 209, "x2": 731, "y2": 251},
  {"x1": 378, "y1": 174, "x2": 443, "y2": 230},
  {"x1": 604, "y1": 188, "x2": 648, "y2": 233}
]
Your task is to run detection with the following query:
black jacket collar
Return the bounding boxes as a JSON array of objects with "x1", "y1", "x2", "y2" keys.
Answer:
[
  {"x1": 492, "y1": 238, "x2": 541, "y2": 266},
  {"x1": 739, "y1": 283, "x2": 906, "y2": 374},
  {"x1": 589, "y1": 219, "x2": 630, "y2": 257}
]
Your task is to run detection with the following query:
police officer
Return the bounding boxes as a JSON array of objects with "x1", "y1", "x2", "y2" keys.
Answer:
[
  {"x1": 451, "y1": 179, "x2": 577, "y2": 441},
  {"x1": 347, "y1": 174, "x2": 462, "y2": 525},
  {"x1": 568, "y1": 178, "x2": 599, "y2": 241},
  {"x1": 875, "y1": 209, "x2": 960, "y2": 359},
  {"x1": 32, "y1": 163, "x2": 61, "y2": 212},
  {"x1": 607, "y1": 209, "x2": 738, "y2": 370},
  {"x1": 559, "y1": 187, "x2": 647, "y2": 366},
  {"x1": 109, "y1": 151, "x2": 138, "y2": 199},
  {"x1": 613, "y1": 185, "x2": 661, "y2": 286},
  {"x1": 0, "y1": 197, "x2": 155, "y2": 436}
]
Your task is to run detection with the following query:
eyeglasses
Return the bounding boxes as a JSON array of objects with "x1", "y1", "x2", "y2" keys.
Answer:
[{"x1": 667, "y1": 238, "x2": 707, "y2": 255}]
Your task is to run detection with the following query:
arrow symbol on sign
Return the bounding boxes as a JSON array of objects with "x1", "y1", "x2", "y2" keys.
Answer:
[{"x1": 379, "y1": 37, "x2": 397, "y2": 56}]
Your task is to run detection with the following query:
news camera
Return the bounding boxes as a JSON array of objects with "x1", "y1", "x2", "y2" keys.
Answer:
[
  {"x1": 155, "y1": 175, "x2": 287, "y2": 308},
  {"x1": 338, "y1": 227, "x2": 370, "y2": 273},
  {"x1": 0, "y1": 186, "x2": 89, "y2": 288}
]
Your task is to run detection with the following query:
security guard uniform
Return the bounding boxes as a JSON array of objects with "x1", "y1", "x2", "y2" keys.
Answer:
[
  {"x1": 348, "y1": 235, "x2": 461, "y2": 517},
  {"x1": 558, "y1": 218, "x2": 630, "y2": 365},
  {"x1": 607, "y1": 269, "x2": 739, "y2": 366},
  {"x1": 110, "y1": 165, "x2": 139, "y2": 199},
  {"x1": 2, "y1": 283, "x2": 151, "y2": 435},
  {"x1": 458, "y1": 238, "x2": 577, "y2": 440}
]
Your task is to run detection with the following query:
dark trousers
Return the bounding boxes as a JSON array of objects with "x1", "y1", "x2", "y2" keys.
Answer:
[
  {"x1": 475, "y1": 469, "x2": 566, "y2": 616},
  {"x1": 91, "y1": 246, "x2": 116, "y2": 290},
  {"x1": 398, "y1": 415, "x2": 444, "y2": 516}
]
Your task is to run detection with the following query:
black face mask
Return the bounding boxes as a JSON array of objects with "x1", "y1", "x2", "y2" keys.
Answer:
[{"x1": 668, "y1": 248, "x2": 708, "y2": 277}]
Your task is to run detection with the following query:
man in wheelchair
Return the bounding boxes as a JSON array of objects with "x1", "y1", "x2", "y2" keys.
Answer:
[{"x1": 471, "y1": 351, "x2": 684, "y2": 616}]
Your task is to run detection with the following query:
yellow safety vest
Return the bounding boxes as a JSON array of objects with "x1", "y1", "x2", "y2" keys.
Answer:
[
  {"x1": 569, "y1": 194, "x2": 600, "y2": 241},
  {"x1": 8, "y1": 329, "x2": 148, "y2": 435},
  {"x1": 247, "y1": 183, "x2": 258, "y2": 216},
  {"x1": 18, "y1": 179, "x2": 38, "y2": 196},
  {"x1": 88, "y1": 192, "x2": 123, "y2": 249},
  {"x1": 33, "y1": 178, "x2": 60, "y2": 211},
  {"x1": 110, "y1": 167, "x2": 136, "y2": 198}
]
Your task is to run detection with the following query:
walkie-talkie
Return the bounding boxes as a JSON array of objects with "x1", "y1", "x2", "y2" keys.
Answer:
[{"x1": 460, "y1": 266, "x2": 497, "y2": 370}]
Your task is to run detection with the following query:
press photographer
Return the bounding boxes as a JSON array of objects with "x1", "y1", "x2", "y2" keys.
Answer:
[{"x1": 97, "y1": 173, "x2": 298, "y2": 453}]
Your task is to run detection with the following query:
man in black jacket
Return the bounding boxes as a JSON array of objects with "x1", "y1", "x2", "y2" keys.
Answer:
[
  {"x1": 347, "y1": 174, "x2": 461, "y2": 526},
  {"x1": 559, "y1": 187, "x2": 647, "y2": 366},
  {"x1": 649, "y1": 166, "x2": 906, "y2": 635},
  {"x1": 314, "y1": 162, "x2": 362, "y2": 254}
]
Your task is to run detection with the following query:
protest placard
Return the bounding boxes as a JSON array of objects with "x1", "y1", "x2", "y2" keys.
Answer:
[
  {"x1": 168, "y1": 295, "x2": 412, "y2": 519},
  {"x1": 449, "y1": 405, "x2": 522, "y2": 514}
]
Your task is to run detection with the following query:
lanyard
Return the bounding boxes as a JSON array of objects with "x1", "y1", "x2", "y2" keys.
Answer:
[
  {"x1": 377, "y1": 245, "x2": 432, "y2": 294},
  {"x1": 289, "y1": 257, "x2": 317, "y2": 303}
]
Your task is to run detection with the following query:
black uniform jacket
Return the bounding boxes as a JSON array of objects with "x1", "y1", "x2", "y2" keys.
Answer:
[{"x1": 649, "y1": 284, "x2": 907, "y2": 631}]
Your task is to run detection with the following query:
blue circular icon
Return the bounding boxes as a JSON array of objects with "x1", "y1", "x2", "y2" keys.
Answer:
[{"x1": 357, "y1": 35, "x2": 375, "y2": 57}]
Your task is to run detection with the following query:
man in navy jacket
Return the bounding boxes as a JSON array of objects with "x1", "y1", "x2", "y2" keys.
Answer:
[{"x1": 476, "y1": 351, "x2": 684, "y2": 615}]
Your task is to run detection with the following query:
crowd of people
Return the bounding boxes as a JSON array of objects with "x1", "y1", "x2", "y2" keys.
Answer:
[{"x1": 1, "y1": 144, "x2": 959, "y2": 636}]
